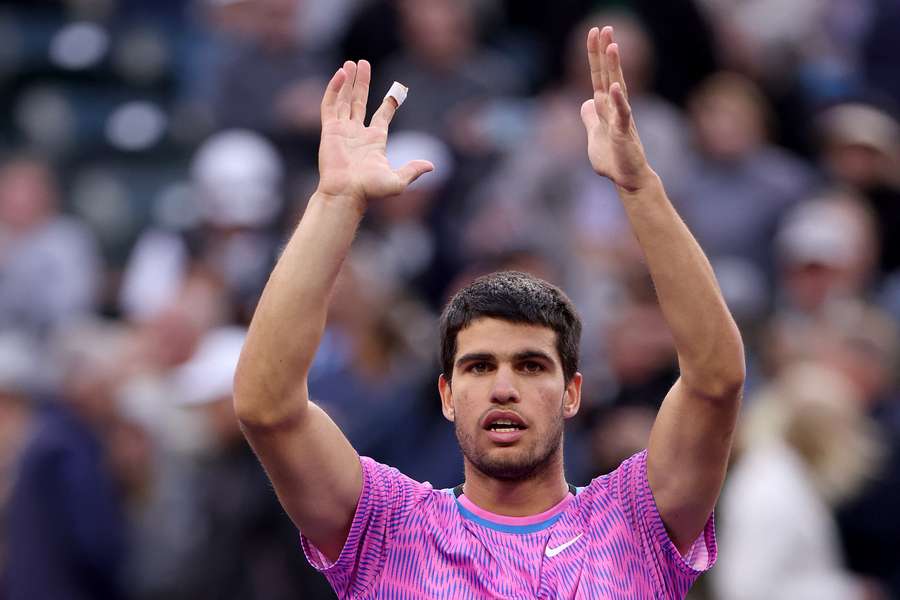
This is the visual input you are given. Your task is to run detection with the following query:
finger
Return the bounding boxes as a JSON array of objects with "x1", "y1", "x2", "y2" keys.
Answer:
[
  {"x1": 370, "y1": 83, "x2": 406, "y2": 129},
  {"x1": 321, "y1": 67, "x2": 347, "y2": 122},
  {"x1": 395, "y1": 160, "x2": 434, "y2": 187},
  {"x1": 350, "y1": 59, "x2": 370, "y2": 123},
  {"x1": 336, "y1": 60, "x2": 357, "y2": 120},
  {"x1": 610, "y1": 82, "x2": 632, "y2": 132},
  {"x1": 606, "y1": 41, "x2": 628, "y2": 100},
  {"x1": 599, "y1": 26, "x2": 613, "y2": 93},
  {"x1": 580, "y1": 99, "x2": 600, "y2": 130},
  {"x1": 586, "y1": 27, "x2": 605, "y2": 94}
]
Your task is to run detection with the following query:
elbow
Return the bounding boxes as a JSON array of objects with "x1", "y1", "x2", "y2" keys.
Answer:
[
  {"x1": 683, "y1": 343, "x2": 746, "y2": 402},
  {"x1": 232, "y1": 367, "x2": 309, "y2": 430},
  {"x1": 682, "y1": 369, "x2": 745, "y2": 404},
  {"x1": 707, "y1": 366, "x2": 746, "y2": 402},
  {"x1": 709, "y1": 365, "x2": 745, "y2": 402},
  {"x1": 231, "y1": 363, "x2": 256, "y2": 423}
]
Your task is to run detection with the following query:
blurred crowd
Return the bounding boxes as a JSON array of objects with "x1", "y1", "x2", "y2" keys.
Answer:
[{"x1": 0, "y1": 0, "x2": 899, "y2": 598}]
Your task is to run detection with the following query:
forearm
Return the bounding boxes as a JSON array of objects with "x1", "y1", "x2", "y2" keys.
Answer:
[
  {"x1": 617, "y1": 172, "x2": 745, "y2": 398},
  {"x1": 234, "y1": 191, "x2": 364, "y2": 425}
]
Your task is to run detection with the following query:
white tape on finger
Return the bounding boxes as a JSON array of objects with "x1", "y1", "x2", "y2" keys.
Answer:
[{"x1": 384, "y1": 82, "x2": 408, "y2": 107}]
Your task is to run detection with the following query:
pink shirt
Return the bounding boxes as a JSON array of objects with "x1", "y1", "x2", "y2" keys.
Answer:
[{"x1": 302, "y1": 450, "x2": 716, "y2": 598}]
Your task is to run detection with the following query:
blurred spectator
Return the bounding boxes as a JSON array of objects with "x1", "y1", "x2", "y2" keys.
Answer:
[
  {"x1": 697, "y1": 0, "x2": 873, "y2": 96},
  {"x1": 165, "y1": 326, "x2": 333, "y2": 599},
  {"x1": 816, "y1": 103, "x2": 900, "y2": 275},
  {"x1": 117, "y1": 273, "x2": 226, "y2": 457},
  {"x1": 210, "y1": 0, "x2": 335, "y2": 138},
  {"x1": 0, "y1": 155, "x2": 102, "y2": 336},
  {"x1": 119, "y1": 129, "x2": 284, "y2": 324},
  {"x1": 0, "y1": 332, "x2": 38, "y2": 584},
  {"x1": 712, "y1": 362, "x2": 884, "y2": 600},
  {"x1": 674, "y1": 72, "x2": 817, "y2": 292},
  {"x1": 3, "y1": 320, "x2": 129, "y2": 600},
  {"x1": 625, "y1": 0, "x2": 719, "y2": 106},
  {"x1": 805, "y1": 302, "x2": 900, "y2": 597},
  {"x1": 696, "y1": 0, "x2": 878, "y2": 153},
  {"x1": 352, "y1": 130, "x2": 456, "y2": 302},
  {"x1": 774, "y1": 192, "x2": 879, "y2": 317},
  {"x1": 764, "y1": 196, "x2": 883, "y2": 388},
  {"x1": 307, "y1": 255, "x2": 438, "y2": 478},
  {"x1": 376, "y1": 0, "x2": 525, "y2": 152},
  {"x1": 584, "y1": 268, "x2": 678, "y2": 476}
]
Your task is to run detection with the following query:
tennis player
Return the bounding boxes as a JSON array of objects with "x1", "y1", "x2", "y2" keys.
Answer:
[{"x1": 235, "y1": 26, "x2": 744, "y2": 599}]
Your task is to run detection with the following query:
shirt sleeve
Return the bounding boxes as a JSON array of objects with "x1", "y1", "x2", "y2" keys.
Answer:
[
  {"x1": 300, "y1": 456, "x2": 432, "y2": 598},
  {"x1": 610, "y1": 449, "x2": 717, "y2": 598}
]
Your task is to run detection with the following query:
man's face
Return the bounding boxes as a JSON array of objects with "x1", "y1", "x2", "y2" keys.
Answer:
[{"x1": 439, "y1": 318, "x2": 581, "y2": 481}]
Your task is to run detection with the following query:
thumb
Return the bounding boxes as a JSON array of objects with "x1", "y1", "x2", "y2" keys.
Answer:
[
  {"x1": 580, "y1": 99, "x2": 600, "y2": 130},
  {"x1": 395, "y1": 160, "x2": 434, "y2": 187}
]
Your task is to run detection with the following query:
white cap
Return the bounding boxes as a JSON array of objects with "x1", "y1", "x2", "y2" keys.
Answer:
[
  {"x1": 818, "y1": 103, "x2": 900, "y2": 156},
  {"x1": 385, "y1": 130, "x2": 453, "y2": 191},
  {"x1": 191, "y1": 129, "x2": 284, "y2": 228},
  {"x1": 776, "y1": 201, "x2": 859, "y2": 267},
  {"x1": 173, "y1": 327, "x2": 246, "y2": 406}
]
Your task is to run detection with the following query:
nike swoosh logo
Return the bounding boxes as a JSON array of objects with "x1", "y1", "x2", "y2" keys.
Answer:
[{"x1": 545, "y1": 533, "x2": 583, "y2": 558}]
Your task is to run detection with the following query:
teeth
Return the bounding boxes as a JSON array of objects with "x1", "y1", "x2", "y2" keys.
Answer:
[{"x1": 489, "y1": 421, "x2": 522, "y2": 431}]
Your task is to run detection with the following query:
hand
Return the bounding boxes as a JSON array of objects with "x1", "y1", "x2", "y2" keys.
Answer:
[
  {"x1": 581, "y1": 27, "x2": 656, "y2": 192},
  {"x1": 317, "y1": 60, "x2": 434, "y2": 204}
]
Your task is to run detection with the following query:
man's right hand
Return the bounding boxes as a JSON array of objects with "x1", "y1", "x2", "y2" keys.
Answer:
[{"x1": 317, "y1": 60, "x2": 434, "y2": 205}]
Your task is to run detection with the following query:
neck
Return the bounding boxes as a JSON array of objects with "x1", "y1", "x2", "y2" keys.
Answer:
[{"x1": 461, "y1": 450, "x2": 569, "y2": 517}]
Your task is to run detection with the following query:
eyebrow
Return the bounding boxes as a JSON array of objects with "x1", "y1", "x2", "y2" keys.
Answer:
[
  {"x1": 455, "y1": 350, "x2": 556, "y2": 369},
  {"x1": 512, "y1": 350, "x2": 555, "y2": 364},
  {"x1": 455, "y1": 352, "x2": 494, "y2": 369}
]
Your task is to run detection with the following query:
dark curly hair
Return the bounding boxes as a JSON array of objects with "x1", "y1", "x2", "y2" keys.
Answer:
[{"x1": 439, "y1": 271, "x2": 582, "y2": 384}]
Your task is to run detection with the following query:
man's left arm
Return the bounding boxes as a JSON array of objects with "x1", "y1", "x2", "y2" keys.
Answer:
[{"x1": 581, "y1": 26, "x2": 745, "y2": 554}]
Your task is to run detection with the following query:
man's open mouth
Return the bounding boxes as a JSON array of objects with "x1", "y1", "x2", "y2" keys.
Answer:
[
  {"x1": 481, "y1": 410, "x2": 528, "y2": 433},
  {"x1": 486, "y1": 419, "x2": 526, "y2": 433}
]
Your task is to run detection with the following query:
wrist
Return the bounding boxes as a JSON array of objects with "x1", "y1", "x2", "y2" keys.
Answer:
[
  {"x1": 311, "y1": 188, "x2": 367, "y2": 216},
  {"x1": 616, "y1": 167, "x2": 660, "y2": 196}
]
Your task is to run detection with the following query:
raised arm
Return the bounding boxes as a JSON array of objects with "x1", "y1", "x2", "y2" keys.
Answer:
[
  {"x1": 233, "y1": 60, "x2": 432, "y2": 561},
  {"x1": 580, "y1": 27, "x2": 745, "y2": 553}
]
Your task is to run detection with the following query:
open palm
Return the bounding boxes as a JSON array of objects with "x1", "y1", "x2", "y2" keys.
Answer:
[
  {"x1": 317, "y1": 61, "x2": 433, "y2": 203},
  {"x1": 581, "y1": 27, "x2": 655, "y2": 192}
]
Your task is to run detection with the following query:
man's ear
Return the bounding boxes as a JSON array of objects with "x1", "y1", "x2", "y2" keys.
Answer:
[
  {"x1": 562, "y1": 372, "x2": 582, "y2": 419},
  {"x1": 438, "y1": 373, "x2": 455, "y2": 422}
]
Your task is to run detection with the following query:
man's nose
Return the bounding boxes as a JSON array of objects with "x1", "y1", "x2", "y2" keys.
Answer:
[{"x1": 490, "y1": 367, "x2": 520, "y2": 404}]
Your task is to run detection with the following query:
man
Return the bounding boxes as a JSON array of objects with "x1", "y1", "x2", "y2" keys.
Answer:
[{"x1": 234, "y1": 26, "x2": 744, "y2": 598}]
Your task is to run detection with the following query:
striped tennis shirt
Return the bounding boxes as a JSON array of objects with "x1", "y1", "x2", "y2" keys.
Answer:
[{"x1": 301, "y1": 450, "x2": 716, "y2": 599}]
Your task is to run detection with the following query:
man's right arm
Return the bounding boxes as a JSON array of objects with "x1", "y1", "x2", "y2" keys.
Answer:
[{"x1": 233, "y1": 60, "x2": 432, "y2": 562}]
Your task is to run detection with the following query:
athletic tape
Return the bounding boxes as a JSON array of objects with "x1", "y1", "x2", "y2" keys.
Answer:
[{"x1": 384, "y1": 82, "x2": 408, "y2": 107}]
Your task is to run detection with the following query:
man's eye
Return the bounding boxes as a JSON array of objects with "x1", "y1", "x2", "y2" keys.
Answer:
[
  {"x1": 470, "y1": 362, "x2": 489, "y2": 374},
  {"x1": 521, "y1": 361, "x2": 543, "y2": 373}
]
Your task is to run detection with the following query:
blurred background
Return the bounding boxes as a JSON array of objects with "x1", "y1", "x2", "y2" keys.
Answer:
[{"x1": 0, "y1": 0, "x2": 898, "y2": 598}]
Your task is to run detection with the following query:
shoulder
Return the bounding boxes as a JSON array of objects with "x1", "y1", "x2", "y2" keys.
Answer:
[
  {"x1": 358, "y1": 456, "x2": 446, "y2": 513},
  {"x1": 578, "y1": 450, "x2": 647, "y2": 501}
]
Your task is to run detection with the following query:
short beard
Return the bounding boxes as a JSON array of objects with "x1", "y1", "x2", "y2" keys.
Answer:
[{"x1": 456, "y1": 413, "x2": 564, "y2": 482}]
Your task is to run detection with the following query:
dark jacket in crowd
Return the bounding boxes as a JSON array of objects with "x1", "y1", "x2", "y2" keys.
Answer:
[{"x1": 2, "y1": 401, "x2": 127, "y2": 600}]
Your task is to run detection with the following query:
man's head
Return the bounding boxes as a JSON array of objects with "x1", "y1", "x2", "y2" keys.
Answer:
[
  {"x1": 0, "y1": 155, "x2": 58, "y2": 233},
  {"x1": 438, "y1": 271, "x2": 583, "y2": 481}
]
